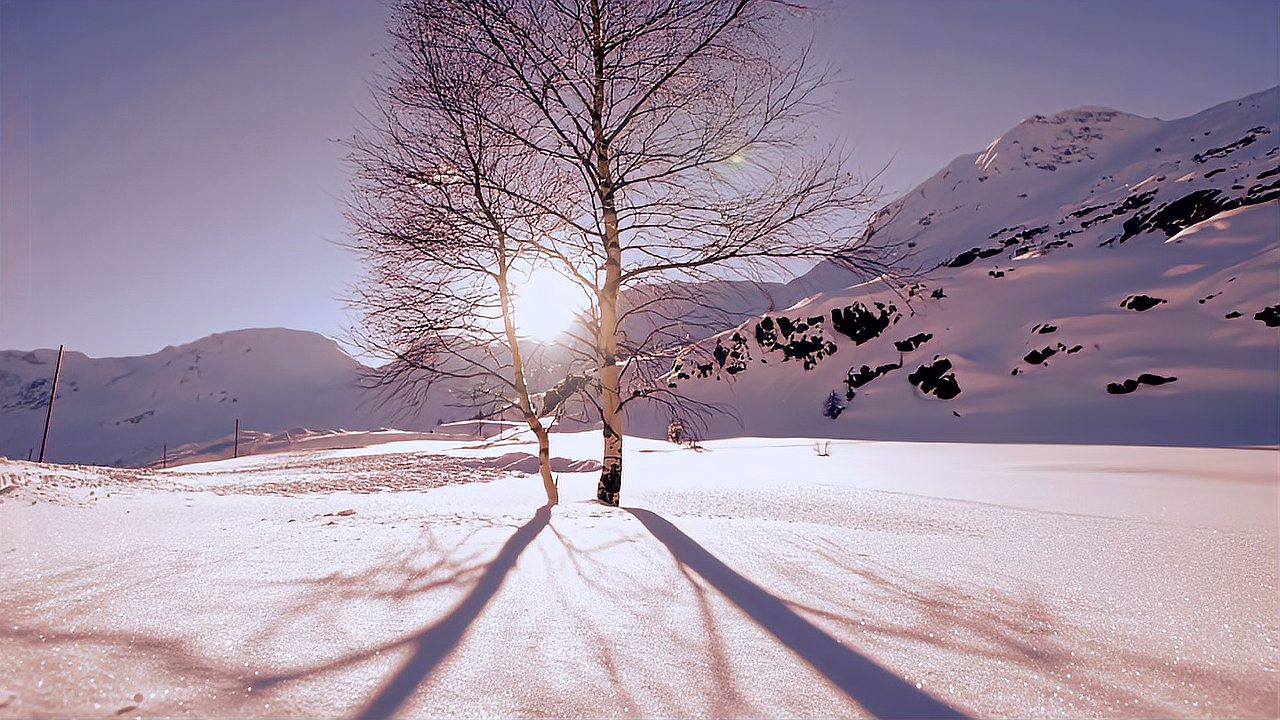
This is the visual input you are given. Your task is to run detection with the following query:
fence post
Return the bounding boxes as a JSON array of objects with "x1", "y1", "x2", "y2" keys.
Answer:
[{"x1": 38, "y1": 345, "x2": 64, "y2": 463}]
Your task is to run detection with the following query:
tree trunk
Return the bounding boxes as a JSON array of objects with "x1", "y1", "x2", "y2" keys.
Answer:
[
  {"x1": 596, "y1": 278, "x2": 623, "y2": 506},
  {"x1": 590, "y1": 0, "x2": 624, "y2": 506},
  {"x1": 532, "y1": 424, "x2": 559, "y2": 507},
  {"x1": 498, "y1": 261, "x2": 559, "y2": 506},
  {"x1": 595, "y1": 196, "x2": 624, "y2": 506}
]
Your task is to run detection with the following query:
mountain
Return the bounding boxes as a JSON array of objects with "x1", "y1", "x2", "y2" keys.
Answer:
[
  {"x1": 7, "y1": 90, "x2": 1276, "y2": 461},
  {"x1": 0, "y1": 328, "x2": 455, "y2": 467},
  {"x1": 629, "y1": 87, "x2": 1280, "y2": 447}
]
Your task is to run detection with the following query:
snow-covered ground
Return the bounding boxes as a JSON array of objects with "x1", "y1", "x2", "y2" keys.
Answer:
[{"x1": 1, "y1": 431, "x2": 1275, "y2": 718}]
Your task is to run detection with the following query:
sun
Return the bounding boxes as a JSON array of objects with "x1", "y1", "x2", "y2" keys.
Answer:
[{"x1": 512, "y1": 266, "x2": 587, "y2": 341}]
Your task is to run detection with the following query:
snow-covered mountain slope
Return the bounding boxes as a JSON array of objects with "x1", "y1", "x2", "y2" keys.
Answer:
[
  {"x1": 799, "y1": 87, "x2": 1279, "y2": 283},
  {"x1": 0, "y1": 329, "x2": 455, "y2": 467},
  {"x1": 633, "y1": 88, "x2": 1280, "y2": 447}
]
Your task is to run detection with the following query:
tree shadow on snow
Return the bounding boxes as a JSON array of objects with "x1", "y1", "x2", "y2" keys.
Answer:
[
  {"x1": 350, "y1": 504, "x2": 550, "y2": 718},
  {"x1": 626, "y1": 507, "x2": 970, "y2": 720},
  {"x1": 542, "y1": 518, "x2": 766, "y2": 717},
  {"x1": 247, "y1": 521, "x2": 498, "y2": 647},
  {"x1": 247, "y1": 505, "x2": 551, "y2": 719},
  {"x1": 778, "y1": 533, "x2": 1273, "y2": 718}
]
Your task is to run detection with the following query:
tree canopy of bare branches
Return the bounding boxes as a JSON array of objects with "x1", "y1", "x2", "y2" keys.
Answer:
[{"x1": 352, "y1": 0, "x2": 905, "y2": 506}]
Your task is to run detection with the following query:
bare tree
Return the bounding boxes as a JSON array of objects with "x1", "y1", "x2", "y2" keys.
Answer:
[
  {"x1": 370, "y1": 0, "x2": 905, "y2": 506},
  {"x1": 346, "y1": 6, "x2": 589, "y2": 506}
]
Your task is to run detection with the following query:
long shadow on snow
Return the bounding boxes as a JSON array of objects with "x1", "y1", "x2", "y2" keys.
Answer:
[
  {"x1": 248, "y1": 506, "x2": 550, "y2": 718},
  {"x1": 627, "y1": 507, "x2": 969, "y2": 719},
  {"x1": 249, "y1": 521, "x2": 497, "y2": 648},
  {"x1": 351, "y1": 504, "x2": 550, "y2": 719},
  {"x1": 544, "y1": 519, "x2": 758, "y2": 716}
]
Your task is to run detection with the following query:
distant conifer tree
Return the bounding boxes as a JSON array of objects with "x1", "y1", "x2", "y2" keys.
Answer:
[{"x1": 823, "y1": 390, "x2": 845, "y2": 419}]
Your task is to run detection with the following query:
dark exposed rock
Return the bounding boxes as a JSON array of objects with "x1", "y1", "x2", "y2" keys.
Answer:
[
  {"x1": 1032, "y1": 323, "x2": 1058, "y2": 334},
  {"x1": 1255, "y1": 305, "x2": 1280, "y2": 327},
  {"x1": 1022, "y1": 341, "x2": 1078, "y2": 365},
  {"x1": 893, "y1": 332, "x2": 933, "y2": 352},
  {"x1": 118, "y1": 410, "x2": 155, "y2": 425},
  {"x1": 1106, "y1": 380, "x2": 1137, "y2": 394},
  {"x1": 754, "y1": 315, "x2": 835, "y2": 370},
  {"x1": 713, "y1": 343, "x2": 729, "y2": 367},
  {"x1": 948, "y1": 248, "x2": 982, "y2": 268},
  {"x1": 1016, "y1": 225, "x2": 1049, "y2": 241},
  {"x1": 1203, "y1": 167, "x2": 1228, "y2": 178},
  {"x1": 1121, "y1": 294, "x2": 1166, "y2": 312},
  {"x1": 1, "y1": 376, "x2": 51, "y2": 411},
  {"x1": 1068, "y1": 202, "x2": 1112, "y2": 219},
  {"x1": 948, "y1": 246, "x2": 1003, "y2": 268},
  {"x1": 1246, "y1": 178, "x2": 1280, "y2": 203},
  {"x1": 829, "y1": 302, "x2": 898, "y2": 345},
  {"x1": 540, "y1": 368, "x2": 593, "y2": 409},
  {"x1": 1225, "y1": 311, "x2": 1243, "y2": 319},
  {"x1": 908, "y1": 357, "x2": 961, "y2": 400},
  {"x1": 843, "y1": 360, "x2": 902, "y2": 400},
  {"x1": 1023, "y1": 346, "x2": 1058, "y2": 365},
  {"x1": 1081, "y1": 190, "x2": 1158, "y2": 229},
  {"x1": 1193, "y1": 133, "x2": 1257, "y2": 163},
  {"x1": 1117, "y1": 189, "x2": 1236, "y2": 243},
  {"x1": 1106, "y1": 373, "x2": 1178, "y2": 395}
]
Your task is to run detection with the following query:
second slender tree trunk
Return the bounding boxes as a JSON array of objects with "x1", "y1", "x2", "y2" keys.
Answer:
[
  {"x1": 532, "y1": 424, "x2": 558, "y2": 506},
  {"x1": 497, "y1": 260, "x2": 558, "y2": 506}
]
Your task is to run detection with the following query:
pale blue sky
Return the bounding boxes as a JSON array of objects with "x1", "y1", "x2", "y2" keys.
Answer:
[{"x1": 1, "y1": 0, "x2": 1276, "y2": 357}]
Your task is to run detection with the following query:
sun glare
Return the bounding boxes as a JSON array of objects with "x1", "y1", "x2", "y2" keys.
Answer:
[{"x1": 513, "y1": 267, "x2": 586, "y2": 341}]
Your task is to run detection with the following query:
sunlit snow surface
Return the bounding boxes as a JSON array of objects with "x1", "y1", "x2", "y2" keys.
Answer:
[{"x1": 1, "y1": 430, "x2": 1275, "y2": 718}]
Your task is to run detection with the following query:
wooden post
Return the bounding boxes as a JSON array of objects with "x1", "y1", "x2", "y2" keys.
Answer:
[
  {"x1": 234, "y1": 418, "x2": 240, "y2": 458},
  {"x1": 162, "y1": 443, "x2": 167, "y2": 469},
  {"x1": 38, "y1": 345, "x2": 64, "y2": 463}
]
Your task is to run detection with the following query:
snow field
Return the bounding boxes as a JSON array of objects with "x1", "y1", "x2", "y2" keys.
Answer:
[{"x1": 1, "y1": 432, "x2": 1275, "y2": 718}]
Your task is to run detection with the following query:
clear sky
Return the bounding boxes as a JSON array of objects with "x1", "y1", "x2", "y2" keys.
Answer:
[{"x1": 1, "y1": 0, "x2": 1276, "y2": 357}]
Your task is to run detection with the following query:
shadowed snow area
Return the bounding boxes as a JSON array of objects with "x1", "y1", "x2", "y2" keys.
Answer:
[{"x1": 0, "y1": 430, "x2": 1275, "y2": 718}]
